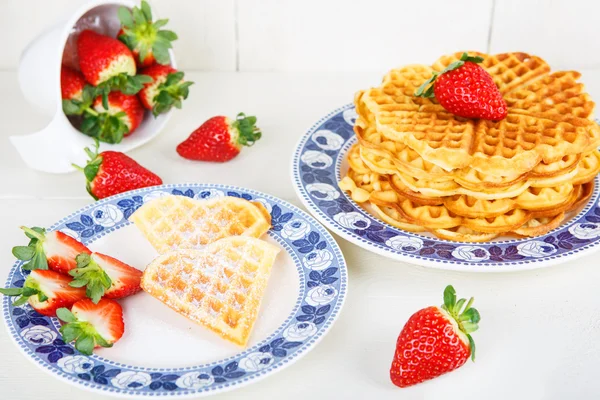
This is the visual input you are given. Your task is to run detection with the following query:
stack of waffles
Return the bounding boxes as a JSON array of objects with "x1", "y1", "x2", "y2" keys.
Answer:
[
  {"x1": 130, "y1": 195, "x2": 279, "y2": 346},
  {"x1": 340, "y1": 52, "x2": 600, "y2": 242}
]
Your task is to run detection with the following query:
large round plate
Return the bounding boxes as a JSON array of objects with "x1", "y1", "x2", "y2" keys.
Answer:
[
  {"x1": 291, "y1": 104, "x2": 600, "y2": 271},
  {"x1": 2, "y1": 184, "x2": 347, "y2": 397}
]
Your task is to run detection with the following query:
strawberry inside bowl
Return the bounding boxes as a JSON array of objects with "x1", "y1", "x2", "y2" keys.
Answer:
[{"x1": 13, "y1": 0, "x2": 186, "y2": 173}]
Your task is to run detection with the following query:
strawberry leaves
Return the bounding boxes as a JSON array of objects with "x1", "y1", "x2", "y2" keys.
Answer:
[
  {"x1": 96, "y1": 74, "x2": 153, "y2": 110},
  {"x1": 12, "y1": 227, "x2": 49, "y2": 271},
  {"x1": 232, "y1": 113, "x2": 262, "y2": 147},
  {"x1": 151, "y1": 72, "x2": 193, "y2": 116},
  {"x1": 62, "y1": 85, "x2": 97, "y2": 116},
  {"x1": 415, "y1": 52, "x2": 485, "y2": 98},
  {"x1": 0, "y1": 275, "x2": 47, "y2": 306},
  {"x1": 69, "y1": 254, "x2": 112, "y2": 304},
  {"x1": 117, "y1": 0, "x2": 177, "y2": 65},
  {"x1": 441, "y1": 285, "x2": 480, "y2": 361},
  {"x1": 57, "y1": 307, "x2": 113, "y2": 355},
  {"x1": 81, "y1": 109, "x2": 130, "y2": 144}
]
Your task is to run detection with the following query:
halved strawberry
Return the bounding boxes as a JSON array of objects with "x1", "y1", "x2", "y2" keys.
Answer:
[
  {"x1": 69, "y1": 252, "x2": 142, "y2": 304},
  {"x1": 138, "y1": 64, "x2": 193, "y2": 116},
  {"x1": 57, "y1": 298, "x2": 124, "y2": 355},
  {"x1": 0, "y1": 270, "x2": 87, "y2": 317},
  {"x1": 12, "y1": 226, "x2": 91, "y2": 274},
  {"x1": 117, "y1": 1, "x2": 177, "y2": 67},
  {"x1": 77, "y1": 29, "x2": 152, "y2": 109}
]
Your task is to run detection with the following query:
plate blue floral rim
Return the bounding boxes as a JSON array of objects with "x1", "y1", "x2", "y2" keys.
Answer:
[
  {"x1": 2, "y1": 184, "x2": 348, "y2": 398},
  {"x1": 291, "y1": 103, "x2": 600, "y2": 272}
]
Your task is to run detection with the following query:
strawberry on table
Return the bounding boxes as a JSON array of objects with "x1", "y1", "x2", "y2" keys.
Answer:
[
  {"x1": 176, "y1": 113, "x2": 262, "y2": 162},
  {"x1": 138, "y1": 64, "x2": 193, "y2": 116},
  {"x1": 390, "y1": 285, "x2": 480, "y2": 388},
  {"x1": 12, "y1": 226, "x2": 90, "y2": 274},
  {"x1": 57, "y1": 298, "x2": 124, "y2": 355},
  {"x1": 69, "y1": 252, "x2": 142, "y2": 304},
  {"x1": 415, "y1": 52, "x2": 507, "y2": 120},
  {"x1": 73, "y1": 141, "x2": 162, "y2": 199},
  {"x1": 77, "y1": 29, "x2": 152, "y2": 109},
  {"x1": 0, "y1": 270, "x2": 86, "y2": 317},
  {"x1": 117, "y1": 0, "x2": 177, "y2": 67}
]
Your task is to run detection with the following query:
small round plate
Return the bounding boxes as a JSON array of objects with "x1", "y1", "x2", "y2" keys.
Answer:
[
  {"x1": 2, "y1": 184, "x2": 347, "y2": 398},
  {"x1": 291, "y1": 103, "x2": 600, "y2": 272}
]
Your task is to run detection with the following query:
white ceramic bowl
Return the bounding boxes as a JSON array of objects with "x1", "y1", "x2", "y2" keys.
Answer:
[{"x1": 13, "y1": 0, "x2": 175, "y2": 173}]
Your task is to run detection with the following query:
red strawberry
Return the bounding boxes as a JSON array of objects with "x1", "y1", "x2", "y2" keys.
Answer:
[
  {"x1": 0, "y1": 270, "x2": 86, "y2": 317},
  {"x1": 64, "y1": 90, "x2": 145, "y2": 144},
  {"x1": 176, "y1": 113, "x2": 262, "y2": 162},
  {"x1": 116, "y1": 1, "x2": 177, "y2": 67},
  {"x1": 57, "y1": 298, "x2": 124, "y2": 355},
  {"x1": 77, "y1": 30, "x2": 152, "y2": 108},
  {"x1": 69, "y1": 252, "x2": 142, "y2": 303},
  {"x1": 73, "y1": 141, "x2": 162, "y2": 199},
  {"x1": 415, "y1": 52, "x2": 507, "y2": 120},
  {"x1": 138, "y1": 64, "x2": 193, "y2": 116},
  {"x1": 11, "y1": 226, "x2": 91, "y2": 274},
  {"x1": 61, "y1": 66, "x2": 86, "y2": 101},
  {"x1": 390, "y1": 285, "x2": 480, "y2": 388}
]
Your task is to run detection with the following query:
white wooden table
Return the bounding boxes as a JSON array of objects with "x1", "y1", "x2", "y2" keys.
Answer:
[{"x1": 2, "y1": 70, "x2": 600, "y2": 400}]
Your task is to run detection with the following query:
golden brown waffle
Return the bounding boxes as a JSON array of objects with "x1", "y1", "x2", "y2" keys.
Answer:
[
  {"x1": 141, "y1": 237, "x2": 280, "y2": 347},
  {"x1": 358, "y1": 52, "x2": 600, "y2": 174},
  {"x1": 129, "y1": 195, "x2": 271, "y2": 254},
  {"x1": 339, "y1": 161, "x2": 595, "y2": 241}
]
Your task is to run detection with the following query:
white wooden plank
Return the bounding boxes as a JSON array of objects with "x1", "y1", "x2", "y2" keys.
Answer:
[
  {"x1": 0, "y1": 0, "x2": 236, "y2": 71},
  {"x1": 490, "y1": 0, "x2": 600, "y2": 70},
  {"x1": 237, "y1": 0, "x2": 494, "y2": 71}
]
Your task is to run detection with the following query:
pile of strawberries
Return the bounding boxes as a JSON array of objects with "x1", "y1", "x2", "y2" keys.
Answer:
[
  {"x1": 61, "y1": 1, "x2": 193, "y2": 144},
  {"x1": 0, "y1": 228, "x2": 142, "y2": 355}
]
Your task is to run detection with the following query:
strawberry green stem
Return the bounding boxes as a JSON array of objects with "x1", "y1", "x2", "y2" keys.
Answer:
[
  {"x1": 231, "y1": 113, "x2": 261, "y2": 147},
  {"x1": 20, "y1": 226, "x2": 44, "y2": 241},
  {"x1": 441, "y1": 285, "x2": 480, "y2": 361},
  {"x1": 415, "y1": 52, "x2": 485, "y2": 98}
]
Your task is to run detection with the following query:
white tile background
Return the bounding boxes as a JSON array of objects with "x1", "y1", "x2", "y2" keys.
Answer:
[{"x1": 0, "y1": 0, "x2": 599, "y2": 72}]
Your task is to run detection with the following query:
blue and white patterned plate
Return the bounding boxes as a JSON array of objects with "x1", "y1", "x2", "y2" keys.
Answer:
[
  {"x1": 291, "y1": 104, "x2": 600, "y2": 272},
  {"x1": 2, "y1": 184, "x2": 347, "y2": 398}
]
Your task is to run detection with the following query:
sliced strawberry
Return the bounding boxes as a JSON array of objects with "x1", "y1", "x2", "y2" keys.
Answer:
[
  {"x1": 176, "y1": 113, "x2": 262, "y2": 162},
  {"x1": 117, "y1": 1, "x2": 177, "y2": 66},
  {"x1": 69, "y1": 252, "x2": 142, "y2": 303},
  {"x1": 73, "y1": 141, "x2": 163, "y2": 200},
  {"x1": 77, "y1": 30, "x2": 152, "y2": 109},
  {"x1": 0, "y1": 270, "x2": 86, "y2": 317},
  {"x1": 138, "y1": 64, "x2": 193, "y2": 116},
  {"x1": 12, "y1": 226, "x2": 91, "y2": 274},
  {"x1": 57, "y1": 298, "x2": 124, "y2": 355}
]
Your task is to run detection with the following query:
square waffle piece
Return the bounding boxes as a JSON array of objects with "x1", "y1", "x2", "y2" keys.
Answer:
[
  {"x1": 129, "y1": 195, "x2": 272, "y2": 254},
  {"x1": 141, "y1": 236, "x2": 280, "y2": 347}
]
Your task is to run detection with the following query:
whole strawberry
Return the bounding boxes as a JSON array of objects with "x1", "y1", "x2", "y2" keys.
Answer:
[
  {"x1": 64, "y1": 91, "x2": 145, "y2": 144},
  {"x1": 390, "y1": 285, "x2": 480, "y2": 388},
  {"x1": 117, "y1": 0, "x2": 177, "y2": 67},
  {"x1": 176, "y1": 113, "x2": 262, "y2": 162},
  {"x1": 73, "y1": 140, "x2": 162, "y2": 199},
  {"x1": 416, "y1": 52, "x2": 507, "y2": 120},
  {"x1": 139, "y1": 64, "x2": 193, "y2": 116},
  {"x1": 77, "y1": 30, "x2": 152, "y2": 109}
]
